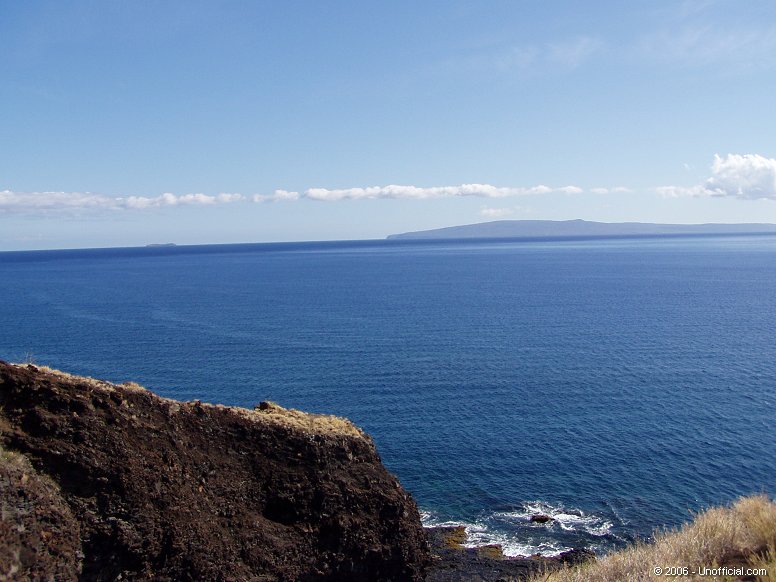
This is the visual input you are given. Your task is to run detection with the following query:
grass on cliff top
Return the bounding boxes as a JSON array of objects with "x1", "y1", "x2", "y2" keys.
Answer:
[
  {"x1": 531, "y1": 494, "x2": 776, "y2": 582},
  {"x1": 30, "y1": 365, "x2": 146, "y2": 394},
  {"x1": 244, "y1": 401, "x2": 366, "y2": 439},
  {"x1": 16, "y1": 364, "x2": 365, "y2": 439}
]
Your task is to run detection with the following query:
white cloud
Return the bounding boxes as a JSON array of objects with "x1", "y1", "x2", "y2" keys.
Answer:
[
  {"x1": 480, "y1": 206, "x2": 515, "y2": 218},
  {"x1": 0, "y1": 190, "x2": 244, "y2": 214},
  {"x1": 705, "y1": 154, "x2": 776, "y2": 199},
  {"x1": 557, "y1": 185, "x2": 584, "y2": 195},
  {"x1": 253, "y1": 190, "x2": 301, "y2": 203},
  {"x1": 269, "y1": 183, "x2": 579, "y2": 202},
  {"x1": 0, "y1": 190, "x2": 115, "y2": 212},
  {"x1": 304, "y1": 184, "x2": 519, "y2": 201},
  {"x1": 0, "y1": 184, "x2": 596, "y2": 214},
  {"x1": 1, "y1": 183, "x2": 597, "y2": 215},
  {"x1": 122, "y1": 192, "x2": 245, "y2": 208},
  {"x1": 4, "y1": 181, "x2": 652, "y2": 215},
  {"x1": 657, "y1": 154, "x2": 776, "y2": 200},
  {"x1": 215, "y1": 193, "x2": 245, "y2": 203}
]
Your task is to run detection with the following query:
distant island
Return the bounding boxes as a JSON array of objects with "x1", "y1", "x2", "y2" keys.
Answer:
[
  {"x1": 387, "y1": 219, "x2": 776, "y2": 240},
  {"x1": 145, "y1": 242, "x2": 177, "y2": 247}
]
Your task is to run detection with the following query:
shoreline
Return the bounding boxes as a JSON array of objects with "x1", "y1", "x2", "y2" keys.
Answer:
[{"x1": 424, "y1": 525, "x2": 594, "y2": 581}]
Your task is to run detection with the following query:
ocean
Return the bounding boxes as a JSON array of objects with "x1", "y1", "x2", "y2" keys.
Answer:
[{"x1": 1, "y1": 234, "x2": 774, "y2": 556}]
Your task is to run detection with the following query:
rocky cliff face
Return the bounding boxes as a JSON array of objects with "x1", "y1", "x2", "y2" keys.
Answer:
[{"x1": 0, "y1": 362, "x2": 429, "y2": 581}]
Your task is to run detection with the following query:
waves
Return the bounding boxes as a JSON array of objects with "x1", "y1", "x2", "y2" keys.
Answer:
[
  {"x1": 3, "y1": 238, "x2": 776, "y2": 560},
  {"x1": 421, "y1": 500, "x2": 628, "y2": 557}
]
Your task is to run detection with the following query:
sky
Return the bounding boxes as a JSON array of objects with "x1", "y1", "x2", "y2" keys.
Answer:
[{"x1": 3, "y1": 0, "x2": 776, "y2": 250}]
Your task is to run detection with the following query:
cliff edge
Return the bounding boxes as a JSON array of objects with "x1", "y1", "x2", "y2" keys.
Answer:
[{"x1": 0, "y1": 361, "x2": 429, "y2": 581}]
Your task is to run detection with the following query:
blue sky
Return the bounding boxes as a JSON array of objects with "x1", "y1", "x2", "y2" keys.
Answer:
[{"x1": 3, "y1": 1, "x2": 776, "y2": 249}]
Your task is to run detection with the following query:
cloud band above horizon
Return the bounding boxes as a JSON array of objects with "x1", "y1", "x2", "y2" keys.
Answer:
[
  {"x1": 253, "y1": 183, "x2": 588, "y2": 203},
  {"x1": 1, "y1": 183, "x2": 592, "y2": 214},
  {"x1": 0, "y1": 191, "x2": 245, "y2": 214},
  {"x1": 3, "y1": 154, "x2": 774, "y2": 216}
]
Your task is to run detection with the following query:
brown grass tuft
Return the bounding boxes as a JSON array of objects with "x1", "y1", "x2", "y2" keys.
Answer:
[
  {"x1": 25, "y1": 364, "x2": 137, "y2": 394},
  {"x1": 530, "y1": 494, "x2": 776, "y2": 582},
  {"x1": 246, "y1": 401, "x2": 366, "y2": 438},
  {"x1": 748, "y1": 544, "x2": 776, "y2": 582}
]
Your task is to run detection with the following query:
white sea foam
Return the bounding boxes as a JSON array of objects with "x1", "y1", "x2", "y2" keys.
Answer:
[
  {"x1": 465, "y1": 527, "x2": 572, "y2": 557},
  {"x1": 421, "y1": 501, "x2": 617, "y2": 557},
  {"x1": 493, "y1": 501, "x2": 615, "y2": 538}
]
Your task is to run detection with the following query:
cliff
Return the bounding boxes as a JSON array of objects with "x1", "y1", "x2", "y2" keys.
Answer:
[{"x1": 0, "y1": 362, "x2": 429, "y2": 581}]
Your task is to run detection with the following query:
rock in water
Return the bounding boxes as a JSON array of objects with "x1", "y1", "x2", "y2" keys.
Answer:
[
  {"x1": 529, "y1": 514, "x2": 553, "y2": 524},
  {"x1": 0, "y1": 362, "x2": 429, "y2": 581}
]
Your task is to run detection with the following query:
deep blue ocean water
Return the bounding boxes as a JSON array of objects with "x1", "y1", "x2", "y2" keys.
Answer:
[{"x1": 1, "y1": 235, "x2": 775, "y2": 556}]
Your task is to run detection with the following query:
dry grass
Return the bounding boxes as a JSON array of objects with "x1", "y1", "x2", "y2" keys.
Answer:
[
  {"x1": 749, "y1": 545, "x2": 776, "y2": 582},
  {"x1": 25, "y1": 364, "x2": 143, "y2": 394},
  {"x1": 244, "y1": 401, "x2": 366, "y2": 439},
  {"x1": 531, "y1": 495, "x2": 776, "y2": 582}
]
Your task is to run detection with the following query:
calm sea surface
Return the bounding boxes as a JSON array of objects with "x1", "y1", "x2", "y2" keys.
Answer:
[{"x1": 1, "y1": 235, "x2": 775, "y2": 555}]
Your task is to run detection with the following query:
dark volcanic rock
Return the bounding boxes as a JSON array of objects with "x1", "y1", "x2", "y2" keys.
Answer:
[
  {"x1": 529, "y1": 514, "x2": 553, "y2": 524},
  {"x1": 554, "y1": 548, "x2": 596, "y2": 566},
  {"x1": 0, "y1": 362, "x2": 428, "y2": 581},
  {"x1": 424, "y1": 526, "x2": 595, "y2": 582},
  {"x1": 0, "y1": 447, "x2": 82, "y2": 580}
]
